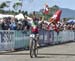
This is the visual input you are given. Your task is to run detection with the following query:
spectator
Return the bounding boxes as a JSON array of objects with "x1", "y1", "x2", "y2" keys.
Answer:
[
  {"x1": 9, "y1": 18, "x2": 17, "y2": 30},
  {"x1": 1, "y1": 18, "x2": 10, "y2": 30},
  {"x1": 16, "y1": 21, "x2": 23, "y2": 30}
]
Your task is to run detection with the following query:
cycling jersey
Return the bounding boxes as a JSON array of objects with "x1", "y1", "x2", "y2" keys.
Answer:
[{"x1": 28, "y1": 20, "x2": 39, "y2": 34}]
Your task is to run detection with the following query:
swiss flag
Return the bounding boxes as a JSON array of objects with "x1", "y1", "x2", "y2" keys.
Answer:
[
  {"x1": 43, "y1": 4, "x2": 49, "y2": 14},
  {"x1": 49, "y1": 10, "x2": 62, "y2": 23}
]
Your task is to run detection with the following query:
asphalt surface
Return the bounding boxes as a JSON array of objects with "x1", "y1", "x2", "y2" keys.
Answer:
[{"x1": 0, "y1": 42, "x2": 75, "y2": 61}]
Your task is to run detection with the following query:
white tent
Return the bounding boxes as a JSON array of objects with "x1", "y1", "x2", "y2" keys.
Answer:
[
  {"x1": 0, "y1": 14, "x2": 3, "y2": 18},
  {"x1": 0, "y1": 14, "x2": 14, "y2": 18},
  {"x1": 72, "y1": 20, "x2": 75, "y2": 23},
  {"x1": 15, "y1": 13, "x2": 24, "y2": 20},
  {"x1": 67, "y1": 19, "x2": 75, "y2": 24}
]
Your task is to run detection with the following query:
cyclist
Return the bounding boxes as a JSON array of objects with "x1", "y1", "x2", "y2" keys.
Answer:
[
  {"x1": 27, "y1": 16, "x2": 43, "y2": 58},
  {"x1": 28, "y1": 16, "x2": 43, "y2": 39}
]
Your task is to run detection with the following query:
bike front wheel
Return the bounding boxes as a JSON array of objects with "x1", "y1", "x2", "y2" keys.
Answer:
[{"x1": 30, "y1": 39, "x2": 38, "y2": 58}]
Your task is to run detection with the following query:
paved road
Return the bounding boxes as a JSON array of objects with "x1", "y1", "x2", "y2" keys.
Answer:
[{"x1": 0, "y1": 42, "x2": 75, "y2": 61}]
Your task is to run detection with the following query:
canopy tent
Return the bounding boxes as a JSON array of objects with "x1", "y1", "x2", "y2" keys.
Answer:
[
  {"x1": 73, "y1": 20, "x2": 75, "y2": 23},
  {"x1": 0, "y1": 14, "x2": 3, "y2": 18},
  {"x1": 67, "y1": 19, "x2": 75, "y2": 24},
  {"x1": 0, "y1": 14, "x2": 14, "y2": 18},
  {"x1": 15, "y1": 13, "x2": 24, "y2": 20}
]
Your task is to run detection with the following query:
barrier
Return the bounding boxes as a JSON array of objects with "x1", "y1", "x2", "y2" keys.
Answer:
[
  {"x1": 0, "y1": 30, "x2": 14, "y2": 51},
  {"x1": 14, "y1": 30, "x2": 30, "y2": 49},
  {"x1": 39, "y1": 30, "x2": 75, "y2": 46},
  {"x1": 39, "y1": 29, "x2": 54, "y2": 46},
  {"x1": 0, "y1": 30, "x2": 74, "y2": 51},
  {"x1": 0, "y1": 30, "x2": 30, "y2": 51}
]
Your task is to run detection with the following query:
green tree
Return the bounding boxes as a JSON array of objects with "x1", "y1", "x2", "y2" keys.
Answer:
[
  {"x1": 13, "y1": 2, "x2": 22, "y2": 12},
  {"x1": 0, "y1": 2, "x2": 9, "y2": 10}
]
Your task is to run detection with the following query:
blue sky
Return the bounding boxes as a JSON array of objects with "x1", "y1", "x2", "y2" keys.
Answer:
[{"x1": 0, "y1": 0, "x2": 75, "y2": 13}]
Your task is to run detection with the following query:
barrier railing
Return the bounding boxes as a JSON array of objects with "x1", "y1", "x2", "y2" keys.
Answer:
[
  {"x1": 0, "y1": 30, "x2": 30, "y2": 51},
  {"x1": 0, "y1": 30, "x2": 74, "y2": 51},
  {"x1": 0, "y1": 30, "x2": 14, "y2": 51},
  {"x1": 39, "y1": 30, "x2": 75, "y2": 46},
  {"x1": 14, "y1": 30, "x2": 30, "y2": 49}
]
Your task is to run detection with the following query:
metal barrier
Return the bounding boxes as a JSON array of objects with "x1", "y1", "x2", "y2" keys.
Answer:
[
  {"x1": 39, "y1": 29, "x2": 54, "y2": 46},
  {"x1": 0, "y1": 30, "x2": 14, "y2": 51},
  {"x1": 39, "y1": 30, "x2": 75, "y2": 46},
  {"x1": 14, "y1": 30, "x2": 30, "y2": 49},
  {"x1": 0, "y1": 30, "x2": 74, "y2": 51},
  {"x1": 0, "y1": 30, "x2": 30, "y2": 51}
]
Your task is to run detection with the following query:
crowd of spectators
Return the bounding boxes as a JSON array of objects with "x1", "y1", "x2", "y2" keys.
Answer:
[
  {"x1": 0, "y1": 16, "x2": 75, "y2": 32},
  {"x1": 0, "y1": 17, "x2": 30, "y2": 31}
]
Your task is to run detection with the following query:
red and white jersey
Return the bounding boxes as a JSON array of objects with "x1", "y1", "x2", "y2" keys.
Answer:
[{"x1": 31, "y1": 26, "x2": 39, "y2": 33}]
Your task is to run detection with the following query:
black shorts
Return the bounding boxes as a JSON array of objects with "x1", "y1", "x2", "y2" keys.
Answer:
[{"x1": 31, "y1": 31, "x2": 38, "y2": 34}]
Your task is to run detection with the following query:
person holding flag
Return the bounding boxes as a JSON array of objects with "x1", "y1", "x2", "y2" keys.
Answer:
[
  {"x1": 49, "y1": 10, "x2": 62, "y2": 32},
  {"x1": 42, "y1": 3, "x2": 50, "y2": 21},
  {"x1": 43, "y1": 4, "x2": 49, "y2": 15}
]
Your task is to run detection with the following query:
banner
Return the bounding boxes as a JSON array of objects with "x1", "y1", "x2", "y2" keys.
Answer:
[{"x1": 0, "y1": 30, "x2": 14, "y2": 51}]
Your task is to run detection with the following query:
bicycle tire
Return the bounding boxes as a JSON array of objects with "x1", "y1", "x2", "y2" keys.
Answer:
[
  {"x1": 30, "y1": 38, "x2": 35, "y2": 58},
  {"x1": 34, "y1": 40, "x2": 38, "y2": 57}
]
